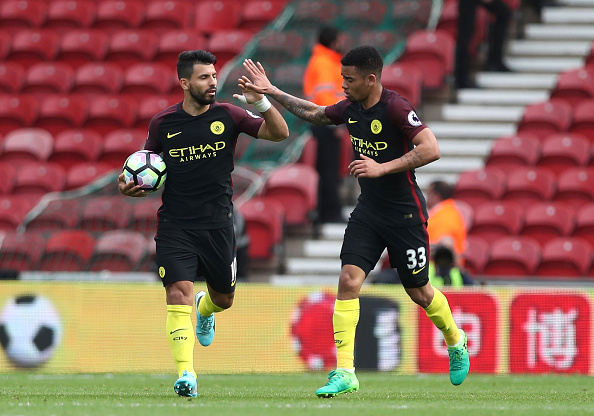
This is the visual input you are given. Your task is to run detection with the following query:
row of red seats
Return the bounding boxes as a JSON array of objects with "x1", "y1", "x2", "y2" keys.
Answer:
[
  {"x1": 0, "y1": 127, "x2": 146, "y2": 170},
  {"x1": 456, "y1": 166, "x2": 594, "y2": 209},
  {"x1": 0, "y1": 27, "x2": 256, "y2": 70},
  {"x1": 0, "y1": 229, "x2": 154, "y2": 272},
  {"x1": 465, "y1": 235, "x2": 593, "y2": 278},
  {"x1": 518, "y1": 97, "x2": 594, "y2": 142},
  {"x1": 465, "y1": 200, "x2": 594, "y2": 247},
  {"x1": 0, "y1": 0, "x2": 287, "y2": 36},
  {"x1": 0, "y1": 94, "x2": 180, "y2": 136}
]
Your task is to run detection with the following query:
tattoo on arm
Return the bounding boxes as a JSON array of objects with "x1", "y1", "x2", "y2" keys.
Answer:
[
  {"x1": 402, "y1": 149, "x2": 425, "y2": 170},
  {"x1": 269, "y1": 89, "x2": 330, "y2": 125}
]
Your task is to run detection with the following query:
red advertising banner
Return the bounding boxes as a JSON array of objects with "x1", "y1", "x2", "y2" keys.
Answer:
[
  {"x1": 417, "y1": 291, "x2": 499, "y2": 374},
  {"x1": 509, "y1": 292, "x2": 591, "y2": 374}
]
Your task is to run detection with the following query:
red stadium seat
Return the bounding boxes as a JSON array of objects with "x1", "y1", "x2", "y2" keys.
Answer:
[
  {"x1": 128, "y1": 197, "x2": 162, "y2": 234},
  {"x1": 381, "y1": 62, "x2": 423, "y2": 108},
  {"x1": 65, "y1": 161, "x2": 114, "y2": 191},
  {"x1": 0, "y1": 94, "x2": 39, "y2": 135},
  {"x1": 501, "y1": 167, "x2": 556, "y2": 207},
  {"x1": 483, "y1": 236, "x2": 541, "y2": 277},
  {"x1": 341, "y1": 0, "x2": 387, "y2": 29},
  {"x1": 44, "y1": 0, "x2": 96, "y2": 34},
  {"x1": 0, "y1": 0, "x2": 47, "y2": 34},
  {"x1": 264, "y1": 163, "x2": 318, "y2": 226},
  {"x1": 0, "y1": 163, "x2": 17, "y2": 194},
  {"x1": 485, "y1": 133, "x2": 541, "y2": 171},
  {"x1": 92, "y1": 0, "x2": 144, "y2": 32},
  {"x1": 238, "y1": 196, "x2": 284, "y2": 260},
  {"x1": 537, "y1": 133, "x2": 591, "y2": 176},
  {"x1": 454, "y1": 168, "x2": 506, "y2": 208},
  {"x1": 0, "y1": 231, "x2": 45, "y2": 270},
  {"x1": 469, "y1": 201, "x2": 524, "y2": 244},
  {"x1": 550, "y1": 67, "x2": 594, "y2": 109},
  {"x1": 7, "y1": 29, "x2": 59, "y2": 67},
  {"x1": 0, "y1": 128, "x2": 53, "y2": 166},
  {"x1": 135, "y1": 237, "x2": 156, "y2": 272},
  {"x1": 573, "y1": 203, "x2": 594, "y2": 247},
  {"x1": 0, "y1": 195, "x2": 35, "y2": 230},
  {"x1": 154, "y1": 29, "x2": 207, "y2": 67},
  {"x1": 358, "y1": 30, "x2": 405, "y2": 57},
  {"x1": 0, "y1": 62, "x2": 25, "y2": 93},
  {"x1": 79, "y1": 196, "x2": 131, "y2": 231},
  {"x1": 98, "y1": 128, "x2": 146, "y2": 168},
  {"x1": 36, "y1": 94, "x2": 89, "y2": 135},
  {"x1": 141, "y1": 0, "x2": 193, "y2": 33},
  {"x1": 84, "y1": 95, "x2": 136, "y2": 136},
  {"x1": 121, "y1": 62, "x2": 174, "y2": 99},
  {"x1": 87, "y1": 230, "x2": 147, "y2": 271},
  {"x1": 49, "y1": 128, "x2": 103, "y2": 170},
  {"x1": 537, "y1": 237, "x2": 592, "y2": 278},
  {"x1": 554, "y1": 167, "x2": 594, "y2": 208},
  {"x1": 134, "y1": 95, "x2": 178, "y2": 130},
  {"x1": 520, "y1": 202, "x2": 575, "y2": 247},
  {"x1": 517, "y1": 100, "x2": 573, "y2": 139},
  {"x1": 392, "y1": 0, "x2": 432, "y2": 32},
  {"x1": 289, "y1": 0, "x2": 338, "y2": 28},
  {"x1": 0, "y1": 31, "x2": 9, "y2": 61},
  {"x1": 56, "y1": 29, "x2": 109, "y2": 70},
  {"x1": 569, "y1": 99, "x2": 594, "y2": 143},
  {"x1": 22, "y1": 62, "x2": 74, "y2": 96},
  {"x1": 206, "y1": 30, "x2": 253, "y2": 69},
  {"x1": 239, "y1": 0, "x2": 285, "y2": 32},
  {"x1": 398, "y1": 29, "x2": 455, "y2": 90},
  {"x1": 194, "y1": 1, "x2": 242, "y2": 36},
  {"x1": 296, "y1": 134, "x2": 316, "y2": 170},
  {"x1": 252, "y1": 30, "x2": 306, "y2": 65},
  {"x1": 72, "y1": 62, "x2": 124, "y2": 96},
  {"x1": 105, "y1": 29, "x2": 158, "y2": 70},
  {"x1": 38, "y1": 229, "x2": 95, "y2": 271},
  {"x1": 12, "y1": 162, "x2": 66, "y2": 197},
  {"x1": 24, "y1": 198, "x2": 82, "y2": 231},
  {"x1": 463, "y1": 235, "x2": 489, "y2": 276}
]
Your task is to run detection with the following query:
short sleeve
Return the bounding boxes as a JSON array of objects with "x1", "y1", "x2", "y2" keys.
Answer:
[
  {"x1": 220, "y1": 103, "x2": 264, "y2": 138},
  {"x1": 387, "y1": 96, "x2": 427, "y2": 140},
  {"x1": 324, "y1": 99, "x2": 350, "y2": 125}
]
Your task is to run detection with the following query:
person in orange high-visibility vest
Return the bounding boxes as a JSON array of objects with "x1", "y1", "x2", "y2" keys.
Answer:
[{"x1": 303, "y1": 26, "x2": 346, "y2": 223}]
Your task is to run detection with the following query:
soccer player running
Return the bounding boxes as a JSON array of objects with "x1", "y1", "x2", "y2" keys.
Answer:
[
  {"x1": 118, "y1": 50, "x2": 289, "y2": 397},
  {"x1": 240, "y1": 46, "x2": 469, "y2": 397}
]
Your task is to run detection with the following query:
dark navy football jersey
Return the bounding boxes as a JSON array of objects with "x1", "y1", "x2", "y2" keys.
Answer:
[
  {"x1": 145, "y1": 101, "x2": 264, "y2": 229},
  {"x1": 325, "y1": 88, "x2": 429, "y2": 226}
]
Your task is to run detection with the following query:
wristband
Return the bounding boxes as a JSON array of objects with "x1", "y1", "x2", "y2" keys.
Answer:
[{"x1": 253, "y1": 96, "x2": 272, "y2": 113}]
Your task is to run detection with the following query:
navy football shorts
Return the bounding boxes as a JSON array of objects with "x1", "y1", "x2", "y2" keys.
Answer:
[
  {"x1": 340, "y1": 216, "x2": 430, "y2": 288},
  {"x1": 155, "y1": 225, "x2": 237, "y2": 294}
]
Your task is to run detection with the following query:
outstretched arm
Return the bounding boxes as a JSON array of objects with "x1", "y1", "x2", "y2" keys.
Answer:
[
  {"x1": 241, "y1": 59, "x2": 333, "y2": 126},
  {"x1": 349, "y1": 128, "x2": 440, "y2": 178}
]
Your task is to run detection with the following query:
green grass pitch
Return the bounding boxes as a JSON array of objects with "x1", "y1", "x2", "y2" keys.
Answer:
[{"x1": 1, "y1": 373, "x2": 592, "y2": 416}]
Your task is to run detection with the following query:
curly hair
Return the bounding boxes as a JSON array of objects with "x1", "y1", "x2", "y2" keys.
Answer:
[{"x1": 341, "y1": 45, "x2": 383, "y2": 79}]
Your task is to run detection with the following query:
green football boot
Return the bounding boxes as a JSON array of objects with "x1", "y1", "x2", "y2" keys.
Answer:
[
  {"x1": 448, "y1": 329, "x2": 470, "y2": 386},
  {"x1": 315, "y1": 369, "x2": 359, "y2": 398}
]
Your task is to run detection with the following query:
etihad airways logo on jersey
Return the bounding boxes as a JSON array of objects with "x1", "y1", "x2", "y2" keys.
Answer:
[
  {"x1": 169, "y1": 141, "x2": 226, "y2": 162},
  {"x1": 350, "y1": 134, "x2": 387, "y2": 157}
]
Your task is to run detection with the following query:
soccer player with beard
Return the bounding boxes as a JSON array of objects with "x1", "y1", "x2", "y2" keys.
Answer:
[
  {"x1": 240, "y1": 46, "x2": 470, "y2": 397},
  {"x1": 118, "y1": 50, "x2": 288, "y2": 397}
]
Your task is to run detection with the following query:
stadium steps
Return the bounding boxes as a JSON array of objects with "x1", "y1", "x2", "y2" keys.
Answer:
[{"x1": 269, "y1": 2, "x2": 593, "y2": 284}]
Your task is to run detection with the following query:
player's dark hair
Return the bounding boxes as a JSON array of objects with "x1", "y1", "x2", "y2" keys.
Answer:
[
  {"x1": 318, "y1": 26, "x2": 339, "y2": 48},
  {"x1": 177, "y1": 50, "x2": 217, "y2": 80},
  {"x1": 430, "y1": 180, "x2": 454, "y2": 200},
  {"x1": 341, "y1": 45, "x2": 383, "y2": 79}
]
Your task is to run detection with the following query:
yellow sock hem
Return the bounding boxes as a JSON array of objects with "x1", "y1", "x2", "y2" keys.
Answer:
[
  {"x1": 424, "y1": 288, "x2": 460, "y2": 346},
  {"x1": 198, "y1": 291, "x2": 224, "y2": 316}
]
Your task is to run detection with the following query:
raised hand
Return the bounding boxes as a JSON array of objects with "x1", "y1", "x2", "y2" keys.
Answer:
[{"x1": 241, "y1": 59, "x2": 275, "y2": 95}]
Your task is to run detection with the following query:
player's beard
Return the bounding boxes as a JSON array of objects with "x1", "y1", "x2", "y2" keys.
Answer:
[{"x1": 189, "y1": 84, "x2": 216, "y2": 106}]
